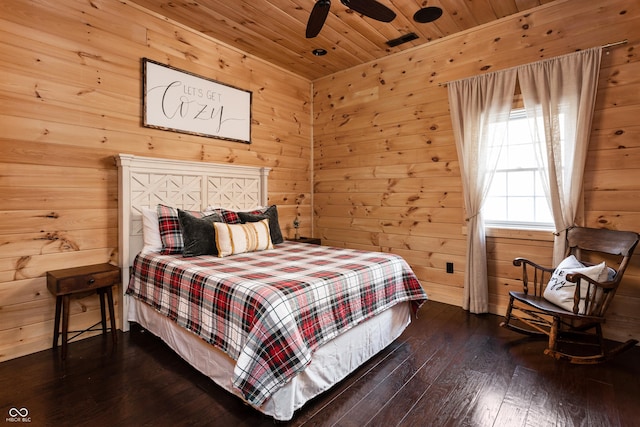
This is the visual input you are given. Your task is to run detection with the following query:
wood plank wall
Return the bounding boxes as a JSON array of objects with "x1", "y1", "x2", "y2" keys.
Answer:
[
  {"x1": 1, "y1": 0, "x2": 638, "y2": 363},
  {"x1": 313, "y1": 0, "x2": 640, "y2": 344},
  {"x1": 0, "y1": 0, "x2": 312, "y2": 362}
]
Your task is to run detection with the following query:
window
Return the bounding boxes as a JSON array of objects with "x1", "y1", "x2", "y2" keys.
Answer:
[{"x1": 484, "y1": 108, "x2": 554, "y2": 229}]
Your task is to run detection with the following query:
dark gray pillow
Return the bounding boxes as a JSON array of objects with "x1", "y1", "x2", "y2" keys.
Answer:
[
  {"x1": 178, "y1": 209, "x2": 223, "y2": 257},
  {"x1": 238, "y1": 205, "x2": 283, "y2": 244}
]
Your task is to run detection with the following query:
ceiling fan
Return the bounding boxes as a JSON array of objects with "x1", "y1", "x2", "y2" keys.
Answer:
[{"x1": 306, "y1": 0, "x2": 397, "y2": 38}]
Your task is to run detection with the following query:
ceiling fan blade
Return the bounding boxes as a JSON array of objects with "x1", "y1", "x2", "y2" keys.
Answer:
[
  {"x1": 306, "y1": 0, "x2": 331, "y2": 38},
  {"x1": 340, "y1": 0, "x2": 396, "y2": 23}
]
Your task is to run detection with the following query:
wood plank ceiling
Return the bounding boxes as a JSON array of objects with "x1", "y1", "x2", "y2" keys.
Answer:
[{"x1": 129, "y1": 0, "x2": 560, "y2": 80}]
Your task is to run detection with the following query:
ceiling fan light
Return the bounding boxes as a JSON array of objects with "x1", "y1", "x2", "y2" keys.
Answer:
[{"x1": 413, "y1": 6, "x2": 443, "y2": 23}]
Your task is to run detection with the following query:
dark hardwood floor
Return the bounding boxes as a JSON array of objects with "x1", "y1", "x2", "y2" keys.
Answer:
[{"x1": 2, "y1": 301, "x2": 639, "y2": 426}]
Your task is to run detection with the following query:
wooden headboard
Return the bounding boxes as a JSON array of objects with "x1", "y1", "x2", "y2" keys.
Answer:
[{"x1": 116, "y1": 154, "x2": 271, "y2": 331}]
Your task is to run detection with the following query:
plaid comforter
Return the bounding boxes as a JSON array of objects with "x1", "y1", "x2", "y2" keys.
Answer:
[{"x1": 127, "y1": 241, "x2": 427, "y2": 406}]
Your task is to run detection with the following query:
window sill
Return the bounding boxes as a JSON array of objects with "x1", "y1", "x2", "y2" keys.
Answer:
[
  {"x1": 485, "y1": 226, "x2": 555, "y2": 242},
  {"x1": 461, "y1": 225, "x2": 555, "y2": 242}
]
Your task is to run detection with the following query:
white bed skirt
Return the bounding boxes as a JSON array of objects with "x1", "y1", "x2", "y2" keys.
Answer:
[{"x1": 128, "y1": 298, "x2": 412, "y2": 421}]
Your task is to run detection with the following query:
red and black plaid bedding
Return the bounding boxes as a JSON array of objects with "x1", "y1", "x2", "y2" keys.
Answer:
[{"x1": 126, "y1": 241, "x2": 427, "y2": 406}]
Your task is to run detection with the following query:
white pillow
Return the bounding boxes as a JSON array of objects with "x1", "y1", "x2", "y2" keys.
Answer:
[
  {"x1": 214, "y1": 219, "x2": 273, "y2": 257},
  {"x1": 543, "y1": 255, "x2": 606, "y2": 314},
  {"x1": 141, "y1": 207, "x2": 163, "y2": 253}
]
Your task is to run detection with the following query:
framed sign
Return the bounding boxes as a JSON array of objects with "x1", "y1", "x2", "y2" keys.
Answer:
[{"x1": 142, "y1": 58, "x2": 252, "y2": 144}]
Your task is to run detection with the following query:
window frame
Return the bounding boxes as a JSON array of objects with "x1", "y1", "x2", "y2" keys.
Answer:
[{"x1": 483, "y1": 107, "x2": 555, "y2": 231}]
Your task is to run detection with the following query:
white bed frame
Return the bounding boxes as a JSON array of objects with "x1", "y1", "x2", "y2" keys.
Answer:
[
  {"x1": 116, "y1": 153, "x2": 270, "y2": 332},
  {"x1": 115, "y1": 153, "x2": 412, "y2": 420}
]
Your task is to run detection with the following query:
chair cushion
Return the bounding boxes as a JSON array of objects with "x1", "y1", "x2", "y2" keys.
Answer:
[
  {"x1": 543, "y1": 255, "x2": 606, "y2": 314},
  {"x1": 510, "y1": 292, "x2": 602, "y2": 321}
]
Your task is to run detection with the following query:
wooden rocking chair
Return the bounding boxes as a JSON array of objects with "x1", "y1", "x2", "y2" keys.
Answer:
[{"x1": 501, "y1": 226, "x2": 639, "y2": 364}]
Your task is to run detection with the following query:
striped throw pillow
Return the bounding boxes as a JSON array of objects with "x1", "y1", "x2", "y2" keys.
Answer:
[{"x1": 214, "y1": 219, "x2": 273, "y2": 257}]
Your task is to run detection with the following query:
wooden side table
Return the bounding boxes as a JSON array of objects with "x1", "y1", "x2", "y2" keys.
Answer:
[
  {"x1": 288, "y1": 237, "x2": 321, "y2": 245},
  {"x1": 47, "y1": 263, "x2": 120, "y2": 359}
]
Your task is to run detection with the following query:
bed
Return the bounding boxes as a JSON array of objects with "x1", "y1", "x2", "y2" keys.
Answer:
[{"x1": 116, "y1": 153, "x2": 427, "y2": 421}]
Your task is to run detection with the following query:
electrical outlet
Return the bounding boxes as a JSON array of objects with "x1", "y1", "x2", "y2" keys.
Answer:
[{"x1": 446, "y1": 262, "x2": 454, "y2": 274}]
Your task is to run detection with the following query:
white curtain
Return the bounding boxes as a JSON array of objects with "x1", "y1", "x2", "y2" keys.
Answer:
[
  {"x1": 518, "y1": 48, "x2": 602, "y2": 264},
  {"x1": 448, "y1": 69, "x2": 517, "y2": 313}
]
